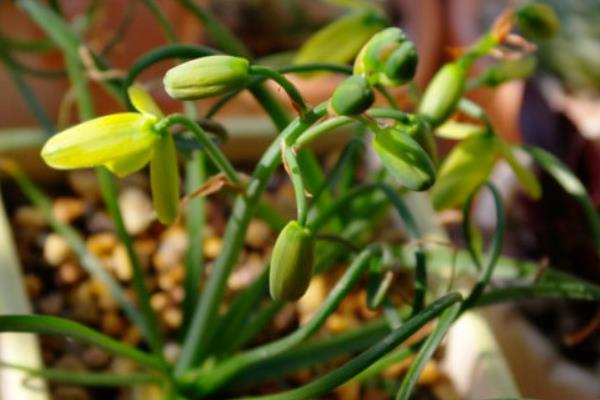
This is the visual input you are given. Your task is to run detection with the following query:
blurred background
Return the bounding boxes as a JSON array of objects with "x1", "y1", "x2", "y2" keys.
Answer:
[{"x1": 0, "y1": 1, "x2": 599, "y2": 399}]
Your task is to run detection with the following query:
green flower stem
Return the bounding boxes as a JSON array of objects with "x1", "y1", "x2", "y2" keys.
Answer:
[
  {"x1": 309, "y1": 183, "x2": 419, "y2": 238},
  {"x1": 0, "y1": 361, "x2": 163, "y2": 387},
  {"x1": 310, "y1": 132, "x2": 366, "y2": 206},
  {"x1": 209, "y1": 263, "x2": 271, "y2": 357},
  {"x1": 295, "y1": 116, "x2": 353, "y2": 148},
  {"x1": 396, "y1": 302, "x2": 461, "y2": 400},
  {"x1": 176, "y1": 103, "x2": 329, "y2": 373},
  {"x1": 236, "y1": 317, "x2": 390, "y2": 385},
  {"x1": 249, "y1": 65, "x2": 309, "y2": 114},
  {"x1": 3, "y1": 162, "x2": 145, "y2": 335},
  {"x1": 176, "y1": 0, "x2": 251, "y2": 58},
  {"x1": 183, "y1": 150, "x2": 207, "y2": 329},
  {"x1": 157, "y1": 114, "x2": 240, "y2": 185},
  {"x1": 0, "y1": 34, "x2": 55, "y2": 52},
  {"x1": 140, "y1": 0, "x2": 177, "y2": 43},
  {"x1": 96, "y1": 170, "x2": 164, "y2": 354},
  {"x1": 477, "y1": 281, "x2": 600, "y2": 306},
  {"x1": 283, "y1": 146, "x2": 309, "y2": 225},
  {"x1": 308, "y1": 182, "x2": 428, "y2": 313},
  {"x1": 460, "y1": 183, "x2": 505, "y2": 312},
  {"x1": 178, "y1": 246, "x2": 381, "y2": 397},
  {"x1": 0, "y1": 50, "x2": 65, "y2": 79},
  {"x1": 0, "y1": 46, "x2": 55, "y2": 135},
  {"x1": 23, "y1": 0, "x2": 164, "y2": 355},
  {"x1": 352, "y1": 347, "x2": 413, "y2": 383},
  {"x1": 18, "y1": 0, "x2": 124, "y2": 102},
  {"x1": 238, "y1": 292, "x2": 462, "y2": 400},
  {"x1": 525, "y1": 146, "x2": 600, "y2": 251},
  {"x1": 458, "y1": 98, "x2": 493, "y2": 131},
  {"x1": 0, "y1": 315, "x2": 166, "y2": 372},
  {"x1": 66, "y1": 49, "x2": 164, "y2": 357},
  {"x1": 207, "y1": 63, "x2": 352, "y2": 119},
  {"x1": 216, "y1": 220, "x2": 374, "y2": 359}
]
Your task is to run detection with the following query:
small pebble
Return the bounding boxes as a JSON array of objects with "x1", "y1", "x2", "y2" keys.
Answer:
[
  {"x1": 134, "y1": 238, "x2": 157, "y2": 270},
  {"x1": 150, "y1": 292, "x2": 169, "y2": 312},
  {"x1": 24, "y1": 274, "x2": 43, "y2": 299},
  {"x1": 170, "y1": 285, "x2": 185, "y2": 304},
  {"x1": 52, "y1": 197, "x2": 85, "y2": 223},
  {"x1": 54, "y1": 354, "x2": 85, "y2": 371},
  {"x1": 101, "y1": 311, "x2": 125, "y2": 336},
  {"x1": 326, "y1": 313, "x2": 355, "y2": 333},
  {"x1": 110, "y1": 358, "x2": 138, "y2": 375},
  {"x1": 69, "y1": 282, "x2": 99, "y2": 324},
  {"x1": 112, "y1": 244, "x2": 133, "y2": 281},
  {"x1": 228, "y1": 252, "x2": 264, "y2": 291},
  {"x1": 203, "y1": 235, "x2": 222, "y2": 259},
  {"x1": 56, "y1": 262, "x2": 84, "y2": 286},
  {"x1": 90, "y1": 280, "x2": 118, "y2": 311},
  {"x1": 244, "y1": 219, "x2": 271, "y2": 249},
  {"x1": 363, "y1": 389, "x2": 389, "y2": 400},
  {"x1": 273, "y1": 304, "x2": 297, "y2": 334},
  {"x1": 153, "y1": 226, "x2": 188, "y2": 271},
  {"x1": 86, "y1": 211, "x2": 114, "y2": 232},
  {"x1": 334, "y1": 381, "x2": 360, "y2": 400},
  {"x1": 161, "y1": 307, "x2": 183, "y2": 330},
  {"x1": 118, "y1": 187, "x2": 153, "y2": 235},
  {"x1": 13, "y1": 206, "x2": 46, "y2": 229},
  {"x1": 121, "y1": 325, "x2": 143, "y2": 346},
  {"x1": 163, "y1": 342, "x2": 181, "y2": 364},
  {"x1": 43, "y1": 233, "x2": 71, "y2": 267},
  {"x1": 38, "y1": 293, "x2": 64, "y2": 315},
  {"x1": 417, "y1": 360, "x2": 442, "y2": 385},
  {"x1": 298, "y1": 276, "x2": 326, "y2": 325},
  {"x1": 288, "y1": 368, "x2": 312, "y2": 385},
  {"x1": 53, "y1": 385, "x2": 91, "y2": 400},
  {"x1": 86, "y1": 233, "x2": 117, "y2": 257},
  {"x1": 82, "y1": 347, "x2": 111, "y2": 369}
]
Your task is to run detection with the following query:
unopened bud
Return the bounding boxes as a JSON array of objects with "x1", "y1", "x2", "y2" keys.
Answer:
[
  {"x1": 373, "y1": 128, "x2": 436, "y2": 191},
  {"x1": 163, "y1": 55, "x2": 250, "y2": 100},
  {"x1": 329, "y1": 76, "x2": 375, "y2": 116},
  {"x1": 269, "y1": 221, "x2": 315, "y2": 302}
]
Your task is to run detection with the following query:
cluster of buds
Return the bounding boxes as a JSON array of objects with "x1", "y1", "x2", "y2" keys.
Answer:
[{"x1": 329, "y1": 27, "x2": 419, "y2": 117}]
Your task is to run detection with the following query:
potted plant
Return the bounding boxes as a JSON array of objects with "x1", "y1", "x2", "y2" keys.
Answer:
[{"x1": 0, "y1": 1, "x2": 598, "y2": 399}]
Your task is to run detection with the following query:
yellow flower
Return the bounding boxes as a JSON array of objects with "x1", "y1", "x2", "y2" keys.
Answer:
[
  {"x1": 41, "y1": 86, "x2": 181, "y2": 224},
  {"x1": 41, "y1": 86, "x2": 163, "y2": 175}
]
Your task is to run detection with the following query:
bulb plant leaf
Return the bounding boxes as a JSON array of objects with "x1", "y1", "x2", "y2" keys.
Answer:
[
  {"x1": 294, "y1": 11, "x2": 387, "y2": 67},
  {"x1": 431, "y1": 134, "x2": 498, "y2": 210},
  {"x1": 373, "y1": 128, "x2": 436, "y2": 191}
]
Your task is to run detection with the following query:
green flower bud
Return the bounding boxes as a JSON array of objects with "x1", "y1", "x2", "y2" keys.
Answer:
[
  {"x1": 354, "y1": 27, "x2": 417, "y2": 86},
  {"x1": 329, "y1": 76, "x2": 375, "y2": 116},
  {"x1": 418, "y1": 63, "x2": 466, "y2": 127},
  {"x1": 150, "y1": 134, "x2": 180, "y2": 224},
  {"x1": 354, "y1": 27, "x2": 406, "y2": 77},
  {"x1": 41, "y1": 113, "x2": 158, "y2": 170},
  {"x1": 163, "y1": 55, "x2": 251, "y2": 100},
  {"x1": 373, "y1": 127, "x2": 436, "y2": 191},
  {"x1": 381, "y1": 41, "x2": 418, "y2": 85},
  {"x1": 479, "y1": 56, "x2": 537, "y2": 87},
  {"x1": 431, "y1": 134, "x2": 498, "y2": 210},
  {"x1": 516, "y1": 3, "x2": 559, "y2": 39},
  {"x1": 394, "y1": 115, "x2": 438, "y2": 166},
  {"x1": 269, "y1": 221, "x2": 315, "y2": 302}
]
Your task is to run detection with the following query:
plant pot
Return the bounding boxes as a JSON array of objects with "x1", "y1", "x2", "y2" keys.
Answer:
[{"x1": 0, "y1": 186, "x2": 49, "y2": 399}]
